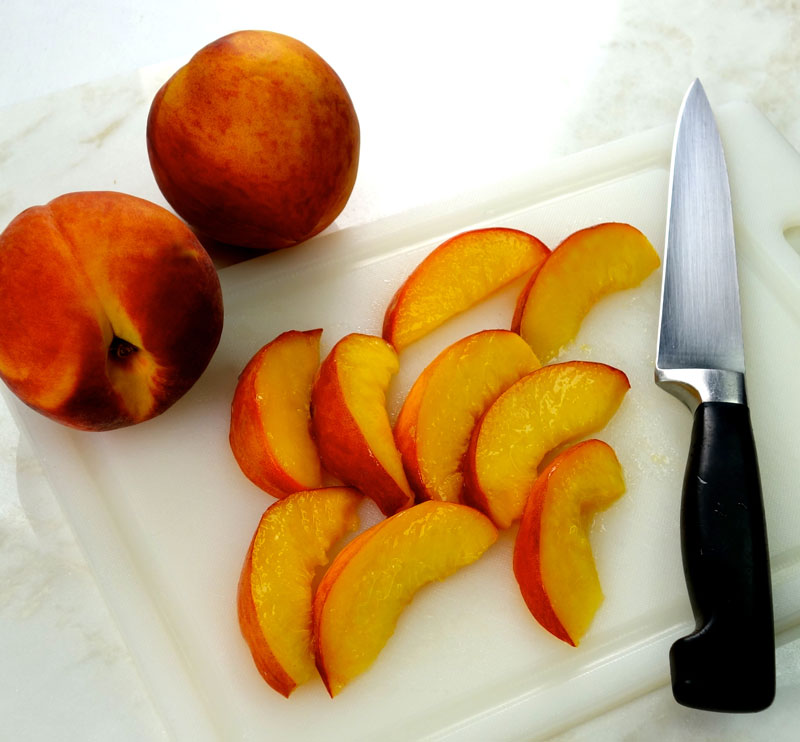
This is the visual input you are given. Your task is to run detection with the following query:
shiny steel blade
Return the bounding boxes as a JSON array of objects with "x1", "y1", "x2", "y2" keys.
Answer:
[{"x1": 657, "y1": 79, "x2": 745, "y2": 385}]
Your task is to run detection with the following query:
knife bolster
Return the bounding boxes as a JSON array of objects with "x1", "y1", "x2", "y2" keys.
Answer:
[{"x1": 655, "y1": 367, "x2": 746, "y2": 411}]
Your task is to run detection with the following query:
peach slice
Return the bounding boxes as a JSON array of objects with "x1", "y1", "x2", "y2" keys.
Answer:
[
  {"x1": 513, "y1": 440, "x2": 625, "y2": 646},
  {"x1": 312, "y1": 501, "x2": 498, "y2": 696},
  {"x1": 383, "y1": 228, "x2": 549, "y2": 352},
  {"x1": 230, "y1": 329, "x2": 323, "y2": 498},
  {"x1": 463, "y1": 361, "x2": 629, "y2": 529},
  {"x1": 512, "y1": 222, "x2": 660, "y2": 362},
  {"x1": 238, "y1": 486, "x2": 362, "y2": 697},
  {"x1": 395, "y1": 330, "x2": 540, "y2": 503},
  {"x1": 311, "y1": 333, "x2": 415, "y2": 515}
]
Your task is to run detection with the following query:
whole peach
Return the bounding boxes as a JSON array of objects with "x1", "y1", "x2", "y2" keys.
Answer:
[
  {"x1": 146, "y1": 30, "x2": 360, "y2": 251},
  {"x1": 0, "y1": 191, "x2": 224, "y2": 431}
]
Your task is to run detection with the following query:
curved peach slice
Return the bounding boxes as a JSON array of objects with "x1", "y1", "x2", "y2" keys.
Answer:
[
  {"x1": 230, "y1": 329, "x2": 323, "y2": 498},
  {"x1": 395, "y1": 330, "x2": 540, "y2": 503},
  {"x1": 311, "y1": 333, "x2": 415, "y2": 515},
  {"x1": 238, "y1": 486, "x2": 362, "y2": 697},
  {"x1": 383, "y1": 228, "x2": 549, "y2": 352},
  {"x1": 312, "y1": 501, "x2": 497, "y2": 696},
  {"x1": 513, "y1": 440, "x2": 625, "y2": 646},
  {"x1": 512, "y1": 222, "x2": 660, "y2": 362},
  {"x1": 463, "y1": 361, "x2": 629, "y2": 529}
]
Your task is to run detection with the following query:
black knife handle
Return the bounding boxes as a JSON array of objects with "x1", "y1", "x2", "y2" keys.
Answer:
[{"x1": 670, "y1": 401, "x2": 775, "y2": 712}]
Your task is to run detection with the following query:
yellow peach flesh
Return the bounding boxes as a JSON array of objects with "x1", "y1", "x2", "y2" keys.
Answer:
[
  {"x1": 239, "y1": 487, "x2": 361, "y2": 696},
  {"x1": 255, "y1": 331, "x2": 321, "y2": 486},
  {"x1": 384, "y1": 228, "x2": 549, "y2": 351},
  {"x1": 336, "y1": 335, "x2": 413, "y2": 500},
  {"x1": 313, "y1": 501, "x2": 497, "y2": 696},
  {"x1": 396, "y1": 330, "x2": 540, "y2": 502},
  {"x1": 515, "y1": 222, "x2": 659, "y2": 361},
  {"x1": 538, "y1": 441, "x2": 625, "y2": 644},
  {"x1": 465, "y1": 362, "x2": 629, "y2": 529}
]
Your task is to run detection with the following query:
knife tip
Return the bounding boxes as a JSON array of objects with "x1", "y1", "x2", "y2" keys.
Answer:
[{"x1": 682, "y1": 78, "x2": 710, "y2": 110}]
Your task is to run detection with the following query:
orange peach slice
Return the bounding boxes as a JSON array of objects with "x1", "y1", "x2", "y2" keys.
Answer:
[
  {"x1": 230, "y1": 329, "x2": 323, "y2": 498},
  {"x1": 384, "y1": 228, "x2": 549, "y2": 352},
  {"x1": 238, "y1": 486, "x2": 362, "y2": 697},
  {"x1": 311, "y1": 333, "x2": 415, "y2": 515},
  {"x1": 512, "y1": 222, "x2": 660, "y2": 362},
  {"x1": 395, "y1": 330, "x2": 540, "y2": 503},
  {"x1": 312, "y1": 501, "x2": 497, "y2": 696},
  {"x1": 513, "y1": 440, "x2": 625, "y2": 646},
  {"x1": 463, "y1": 361, "x2": 629, "y2": 529}
]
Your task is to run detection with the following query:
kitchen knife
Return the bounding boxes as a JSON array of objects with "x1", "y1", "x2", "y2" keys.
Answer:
[{"x1": 656, "y1": 79, "x2": 775, "y2": 712}]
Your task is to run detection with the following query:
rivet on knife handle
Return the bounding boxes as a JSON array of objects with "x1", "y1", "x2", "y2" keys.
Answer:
[{"x1": 656, "y1": 79, "x2": 775, "y2": 712}]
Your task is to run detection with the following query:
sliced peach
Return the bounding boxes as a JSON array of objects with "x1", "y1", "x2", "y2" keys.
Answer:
[
  {"x1": 463, "y1": 361, "x2": 629, "y2": 529},
  {"x1": 512, "y1": 222, "x2": 660, "y2": 362},
  {"x1": 230, "y1": 329, "x2": 323, "y2": 498},
  {"x1": 311, "y1": 333, "x2": 415, "y2": 515},
  {"x1": 513, "y1": 440, "x2": 625, "y2": 646},
  {"x1": 383, "y1": 228, "x2": 549, "y2": 352},
  {"x1": 312, "y1": 501, "x2": 497, "y2": 696},
  {"x1": 395, "y1": 330, "x2": 540, "y2": 503},
  {"x1": 238, "y1": 486, "x2": 362, "y2": 697}
]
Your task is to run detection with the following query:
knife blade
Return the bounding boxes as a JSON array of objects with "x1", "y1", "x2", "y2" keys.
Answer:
[{"x1": 656, "y1": 79, "x2": 775, "y2": 712}]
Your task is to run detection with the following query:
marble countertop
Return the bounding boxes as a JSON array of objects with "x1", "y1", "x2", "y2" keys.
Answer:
[{"x1": 2, "y1": 1, "x2": 800, "y2": 739}]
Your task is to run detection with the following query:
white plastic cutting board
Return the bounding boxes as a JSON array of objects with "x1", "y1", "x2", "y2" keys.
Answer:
[{"x1": 4, "y1": 101, "x2": 800, "y2": 742}]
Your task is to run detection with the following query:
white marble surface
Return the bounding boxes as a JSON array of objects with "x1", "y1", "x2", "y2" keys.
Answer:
[{"x1": 2, "y1": 1, "x2": 800, "y2": 740}]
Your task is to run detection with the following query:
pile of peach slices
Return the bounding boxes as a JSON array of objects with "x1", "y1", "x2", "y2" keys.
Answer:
[{"x1": 230, "y1": 221, "x2": 660, "y2": 698}]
